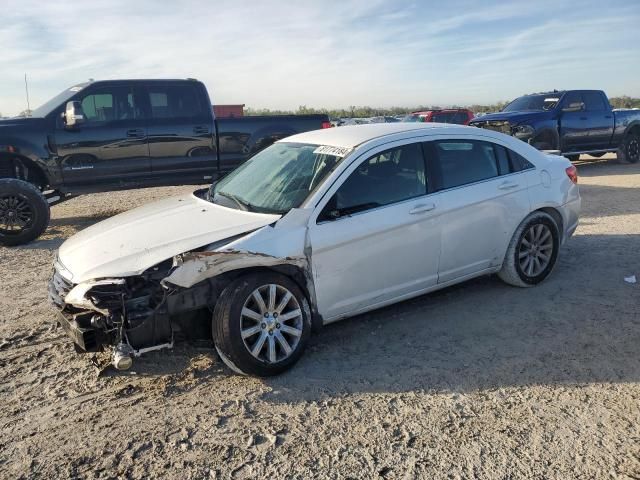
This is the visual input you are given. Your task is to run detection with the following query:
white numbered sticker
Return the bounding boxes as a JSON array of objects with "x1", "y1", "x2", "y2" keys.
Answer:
[{"x1": 313, "y1": 145, "x2": 351, "y2": 157}]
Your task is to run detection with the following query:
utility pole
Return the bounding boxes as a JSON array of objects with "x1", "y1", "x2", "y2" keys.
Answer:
[{"x1": 24, "y1": 73, "x2": 31, "y2": 116}]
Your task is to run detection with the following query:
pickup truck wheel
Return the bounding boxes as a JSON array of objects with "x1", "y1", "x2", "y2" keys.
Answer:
[
  {"x1": 565, "y1": 154, "x2": 580, "y2": 162},
  {"x1": 618, "y1": 132, "x2": 640, "y2": 164},
  {"x1": 498, "y1": 212, "x2": 560, "y2": 288},
  {"x1": 0, "y1": 178, "x2": 50, "y2": 246},
  {"x1": 212, "y1": 272, "x2": 312, "y2": 376}
]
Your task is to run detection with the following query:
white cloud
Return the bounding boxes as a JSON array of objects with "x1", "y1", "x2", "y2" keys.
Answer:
[{"x1": 0, "y1": 0, "x2": 638, "y2": 116}]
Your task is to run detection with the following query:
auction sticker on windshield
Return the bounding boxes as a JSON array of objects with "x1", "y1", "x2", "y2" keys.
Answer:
[{"x1": 313, "y1": 145, "x2": 352, "y2": 157}]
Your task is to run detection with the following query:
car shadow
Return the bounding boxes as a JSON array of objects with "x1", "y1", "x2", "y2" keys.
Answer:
[
  {"x1": 259, "y1": 233, "x2": 640, "y2": 403},
  {"x1": 20, "y1": 214, "x2": 114, "y2": 250}
]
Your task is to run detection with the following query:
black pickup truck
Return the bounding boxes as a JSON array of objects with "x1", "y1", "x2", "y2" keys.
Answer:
[
  {"x1": 469, "y1": 90, "x2": 640, "y2": 163},
  {"x1": 0, "y1": 79, "x2": 330, "y2": 245}
]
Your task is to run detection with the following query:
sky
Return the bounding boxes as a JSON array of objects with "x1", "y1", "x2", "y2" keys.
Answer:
[{"x1": 1, "y1": 0, "x2": 639, "y2": 116}]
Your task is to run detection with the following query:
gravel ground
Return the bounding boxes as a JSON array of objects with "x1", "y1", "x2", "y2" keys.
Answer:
[{"x1": 0, "y1": 154, "x2": 639, "y2": 479}]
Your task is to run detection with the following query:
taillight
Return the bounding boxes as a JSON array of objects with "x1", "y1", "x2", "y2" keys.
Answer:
[
  {"x1": 321, "y1": 121, "x2": 332, "y2": 129},
  {"x1": 565, "y1": 165, "x2": 578, "y2": 184}
]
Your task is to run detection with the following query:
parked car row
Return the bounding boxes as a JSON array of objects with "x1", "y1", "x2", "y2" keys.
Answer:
[{"x1": 402, "y1": 108, "x2": 475, "y2": 125}]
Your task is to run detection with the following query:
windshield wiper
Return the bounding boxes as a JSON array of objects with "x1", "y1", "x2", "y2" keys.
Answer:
[{"x1": 215, "y1": 191, "x2": 251, "y2": 211}]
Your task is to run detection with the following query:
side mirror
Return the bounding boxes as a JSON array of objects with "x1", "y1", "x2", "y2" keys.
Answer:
[
  {"x1": 562, "y1": 102, "x2": 585, "y2": 113},
  {"x1": 64, "y1": 101, "x2": 85, "y2": 127}
]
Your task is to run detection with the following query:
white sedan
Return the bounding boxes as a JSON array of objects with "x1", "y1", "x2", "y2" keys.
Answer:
[{"x1": 49, "y1": 123, "x2": 580, "y2": 376}]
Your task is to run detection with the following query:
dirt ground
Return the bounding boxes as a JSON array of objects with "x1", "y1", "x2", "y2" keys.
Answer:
[{"x1": 1, "y1": 154, "x2": 639, "y2": 479}]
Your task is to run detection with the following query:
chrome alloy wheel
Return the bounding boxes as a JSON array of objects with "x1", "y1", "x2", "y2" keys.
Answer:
[
  {"x1": 240, "y1": 284, "x2": 304, "y2": 364},
  {"x1": 518, "y1": 224, "x2": 554, "y2": 277}
]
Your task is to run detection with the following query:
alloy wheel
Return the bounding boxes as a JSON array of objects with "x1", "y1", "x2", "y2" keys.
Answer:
[
  {"x1": 240, "y1": 284, "x2": 304, "y2": 364},
  {"x1": 628, "y1": 138, "x2": 639, "y2": 162},
  {"x1": 0, "y1": 194, "x2": 34, "y2": 234},
  {"x1": 518, "y1": 224, "x2": 554, "y2": 277}
]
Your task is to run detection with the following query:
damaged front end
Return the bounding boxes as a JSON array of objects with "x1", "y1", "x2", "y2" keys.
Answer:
[
  {"x1": 48, "y1": 259, "x2": 176, "y2": 369},
  {"x1": 48, "y1": 243, "x2": 314, "y2": 370}
]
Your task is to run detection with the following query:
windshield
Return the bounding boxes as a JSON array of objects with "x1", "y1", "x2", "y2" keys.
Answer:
[
  {"x1": 211, "y1": 142, "x2": 348, "y2": 214},
  {"x1": 30, "y1": 83, "x2": 89, "y2": 117},
  {"x1": 502, "y1": 94, "x2": 563, "y2": 112},
  {"x1": 402, "y1": 114, "x2": 422, "y2": 122}
]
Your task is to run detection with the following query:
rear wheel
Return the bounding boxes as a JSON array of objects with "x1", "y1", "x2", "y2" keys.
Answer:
[
  {"x1": 498, "y1": 212, "x2": 560, "y2": 288},
  {"x1": 0, "y1": 178, "x2": 50, "y2": 246},
  {"x1": 617, "y1": 132, "x2": 640, "y2": 164},
  {"x1": 212, "y1": 272, "x2": 312, "y2": 376}
]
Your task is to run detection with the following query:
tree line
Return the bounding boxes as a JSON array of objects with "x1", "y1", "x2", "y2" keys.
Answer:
[{"x1": 245, "y1": 96, "x2": 640, "y2": 119}]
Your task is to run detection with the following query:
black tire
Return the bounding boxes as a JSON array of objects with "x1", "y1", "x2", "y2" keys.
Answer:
[
  {"x1": 0, "y1": 178, "x2": 50, "y2": 246},
  {"x1": 212, "y1": 272, "x2": 312, "y2": 376},
  {"x1": 617, "y1": 132, "x2": 640, "y2": 164},
  {"x1": 498, "y1": 212, "x2": 560, "y2": 288},
  {"x1": 565, "y1": 154, "x2": 580, "y2": 162}
]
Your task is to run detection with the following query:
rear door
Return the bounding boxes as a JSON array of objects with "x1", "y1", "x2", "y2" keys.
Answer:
[
  {"x1": 55, "y1": 84, "x2": 150, "y2": 187},
  {"x1": 428, "y1": 138, "x2": 531, "y2": 283},
  {"x1": 143, "y1": 82, "x2": 216, "y2": 183},
  {"x1": 582, "y1": 91, "x2": 614, "y2": 149}
]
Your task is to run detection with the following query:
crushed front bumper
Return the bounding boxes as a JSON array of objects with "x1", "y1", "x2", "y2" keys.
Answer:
[{"x1": 55, "y1": 310, "x2": 110, "y2": 352}]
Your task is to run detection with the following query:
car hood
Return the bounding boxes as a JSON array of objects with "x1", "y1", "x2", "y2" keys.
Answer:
[
  {"x1": 57, "y1": 193, "x2": 281, "y2": 283},
  {"x1": 470, "y1": 110, "x2": 554, "y2": 125}
]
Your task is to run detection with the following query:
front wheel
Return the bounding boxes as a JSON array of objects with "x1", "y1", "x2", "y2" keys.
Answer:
[
  {"x1": 617, "y1": 132, "x2": 640, "y2": 164},
  {"x1": 498, "y1": 212, "x2": 560, "y2": 288},
  {"x1": 0, "y1": 178, "x2": 50, "y2": 246},
  {"x1": 212, "y1": 272, "x2": 312, "y2": 376}
]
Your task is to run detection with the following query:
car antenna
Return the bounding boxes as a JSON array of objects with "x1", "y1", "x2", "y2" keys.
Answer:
[{"x1": 24, "y1": 73, "x2": 31, "y2": 117}]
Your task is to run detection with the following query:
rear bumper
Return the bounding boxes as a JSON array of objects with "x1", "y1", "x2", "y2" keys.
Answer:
[
  {"x1": 561, "y1": 196, "x2": 581, "y2": 243},
  {"x1": 55, "y1": 310, "x2": 108, "y2": 353}
]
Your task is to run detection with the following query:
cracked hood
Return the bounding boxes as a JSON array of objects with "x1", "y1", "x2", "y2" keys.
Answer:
[{"x1": 57, "y1": 193, "x2": 281, "y2": 283}]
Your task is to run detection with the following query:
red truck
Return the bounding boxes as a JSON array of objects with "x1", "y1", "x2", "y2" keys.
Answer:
[{"x1": 403, "y1": 108, "x2": 475, "y2": 125}]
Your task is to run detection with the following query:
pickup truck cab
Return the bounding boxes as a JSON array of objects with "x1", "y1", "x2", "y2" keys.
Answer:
[
  {"x1": 0, "y1": 79, "x2": 330, "y2": 246},
  {"x1": 469, "y1": 90, "x2": 640, "y2": 164}
]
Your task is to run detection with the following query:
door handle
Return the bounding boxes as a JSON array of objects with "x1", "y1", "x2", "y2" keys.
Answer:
[
  {"x1": 498, "y1": 181, "x2": 519, "y2": 190},
  {"x1": 409, "y1": 203, "x2": 436, "y2": 214},
  {"x1": 126, "y1": 128, "x2": 145, "y2": 138},
  {"x1": 579, "y1": 117, "x2": 588, "y2": 120},
  {"x1": 194, "y1": 126, "x2": 209, "y2": 135}
]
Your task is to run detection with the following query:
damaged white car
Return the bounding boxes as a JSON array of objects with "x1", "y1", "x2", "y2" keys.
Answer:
[{"x1": 49, "y1": 123, "x2": 580, "y2": 376}]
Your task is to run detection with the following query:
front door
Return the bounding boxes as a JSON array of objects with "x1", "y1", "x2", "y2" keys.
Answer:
[
  {"x1": 55, "y1": 84, "x2": 150, "y2": 187},
  {"x1": 308, "y1": 142, "x2": 441, "y2": 321}
]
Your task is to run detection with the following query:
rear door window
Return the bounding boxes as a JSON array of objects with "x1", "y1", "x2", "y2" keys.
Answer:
[
  {"x1": 583, "y1": 92, "x2": 608, "y2": 111},
  {"x1": 431, "y1": 140, "x2": 499, "y2": 189},
  {"x1": 432, "y1": 112, "x2": 456, "y2": 123},
  {"x1": 147, "y1": 84, "x2": 206, "y2": 120}
]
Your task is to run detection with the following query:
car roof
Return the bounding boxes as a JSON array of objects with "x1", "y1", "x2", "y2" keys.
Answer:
[{"x1": 281, "y1": 123, "x2": 474, "y2": 149}]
